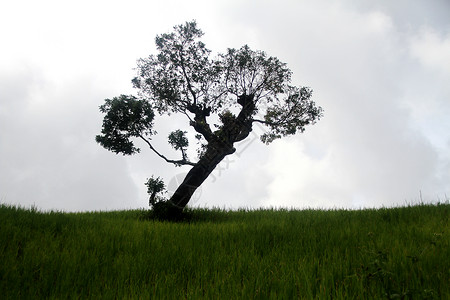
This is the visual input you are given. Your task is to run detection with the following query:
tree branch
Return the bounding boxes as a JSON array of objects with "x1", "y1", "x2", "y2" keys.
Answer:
[
  {"x1": 187, "y1": 104, "x2": 214, "y2": 141},
  {"x1": 235, "y1": 127, "x2": 252, "y2": 142},
  {"x1": 252, "y1": 118, "x2": 269, "y2": 124},
  {"x1": 252, "y1": 118, "x2": 280, "y2": 127},
  {"x1": 139, "y1": 134, "x2": 196, "y2": 166},
  {"x1": 178, "y1": 49, "x2": 197, "y2": 105}
]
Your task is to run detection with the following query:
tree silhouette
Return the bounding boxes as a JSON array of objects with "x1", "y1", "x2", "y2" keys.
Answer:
[{"x1": 96, "y1": 21, "x2": 323, "y2": 217}]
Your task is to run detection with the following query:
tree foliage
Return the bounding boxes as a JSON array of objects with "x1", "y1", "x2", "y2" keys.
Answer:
[
  {"x1": 145, "y1": 176, "x2": 165, "y2": 206},
  {"x1": 96, "y1": 95, "x2": 154, "y2": 155}
]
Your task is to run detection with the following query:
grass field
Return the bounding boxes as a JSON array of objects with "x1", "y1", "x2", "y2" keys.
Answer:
[{"x1": 0, "y1": 203, "x2": 448, "y2": 299}]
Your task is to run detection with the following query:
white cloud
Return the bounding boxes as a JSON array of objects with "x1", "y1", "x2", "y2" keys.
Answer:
[
  {"x1": 218, "y1": 1, "x2": 449, "y2": 208},
  {"x1": 366, "y1": 11, "x2": 394, "y2": 34},
  {"x1": 263, "y1": 139, "x2": 352, "y2": 209},
  {"x1": 409, "y1": 27, "x2": 450, "y2": 75},
  {"x1": 0, "y1": 60, "x2": 138, "y2": 211}
]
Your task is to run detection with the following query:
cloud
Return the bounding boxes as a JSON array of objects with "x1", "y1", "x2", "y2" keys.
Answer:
[
  {"x1": 0, "y1": 60, "x2": 139, "y2": 211},
  {"x1": 409, "y1": 28, "x2": 450, "y2": 75},
  {"x1": 211, "y1": 0, "x2": 449, "y2": 208}
]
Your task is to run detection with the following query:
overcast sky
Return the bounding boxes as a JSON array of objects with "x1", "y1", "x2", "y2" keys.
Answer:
[{"x1": 1, "y1": 0, "x2": 449, "y2": 211}]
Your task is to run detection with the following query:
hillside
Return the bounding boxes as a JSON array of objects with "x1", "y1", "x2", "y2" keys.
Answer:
[{"x1": 1, "y1": 203, "x2": 448, "y2": 299}]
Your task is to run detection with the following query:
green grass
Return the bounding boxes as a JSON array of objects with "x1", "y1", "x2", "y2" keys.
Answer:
[{"x1": 0, "y1": 203, "x2": 448, "y2": 299}]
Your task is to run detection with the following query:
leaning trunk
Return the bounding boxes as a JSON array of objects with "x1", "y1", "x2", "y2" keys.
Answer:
[
  {"x1": 168, "y1": 143, "x2": 234, "y2": 210},
  {"x1": 168, "y1": 94, "x2": 255, "y2": 211}
]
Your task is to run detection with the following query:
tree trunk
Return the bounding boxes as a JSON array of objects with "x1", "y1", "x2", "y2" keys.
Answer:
[
  {"x1": 168, "y1": 94, "x2": 255, "y2": 212},
  {"x1": 168, "y1": 143, "x2": 234, "y2": 210}
]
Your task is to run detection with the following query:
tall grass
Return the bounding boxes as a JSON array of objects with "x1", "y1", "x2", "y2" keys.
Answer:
[{"x1": 0, "y1": 203, "x2": 448, "y2": 299}]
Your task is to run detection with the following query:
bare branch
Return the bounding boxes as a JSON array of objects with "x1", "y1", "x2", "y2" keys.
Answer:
[
  {"x1": 139, "y1": 134, "x2": 196, "y2": 167},
  {"x1": 252, "y1": 118, "x2": 272, "y2": 125}
]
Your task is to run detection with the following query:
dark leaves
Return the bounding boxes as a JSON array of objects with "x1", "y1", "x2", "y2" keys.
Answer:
[
  {"x1": 259, "y1": 87, "x2": 323, "y2": 144},
  {"x1": 133, "y1": 20, "x2": 223, "y2": 115},
  {"x1": 220, "y1": 45, "x2": 292, "y2": 99},
  {"x1": 145, "y1": 176, "x2": 166, "y2": 206},
  {"x1": 168, "y1": 130, "x2": 189, "y2": 160},
  {"x1": 96, "y1": 95, "x2": 155, "y2": 155}
]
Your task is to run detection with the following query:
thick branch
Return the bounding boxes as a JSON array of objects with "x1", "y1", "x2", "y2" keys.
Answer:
[
  {"x1": 252, "y1": 118, "x2": 278, "y2": 126},
  {"x1": 235, "y1": 128, "x2": 252, "y2": 142},
  {"x1": 187, "y1": 104, "x2": 213, "y2": 141},
  {"x1": 139, "y1": 134, "x2": 196, "y2": 166},
  {"x1": 190, "y1": 120, "x2": 213, "y2": 142},
  {"x1": 215, "y1": 93, "x2": 255, "y2": 145}
]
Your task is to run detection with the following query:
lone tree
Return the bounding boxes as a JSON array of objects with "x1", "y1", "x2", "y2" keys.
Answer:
[{"x1": 96, "y1": 21, "x2": 323, "y2": 216}]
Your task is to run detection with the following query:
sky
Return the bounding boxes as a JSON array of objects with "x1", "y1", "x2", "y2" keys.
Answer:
[{"x1": 1, "y1": 0, "x2": 449, "y2": 211}]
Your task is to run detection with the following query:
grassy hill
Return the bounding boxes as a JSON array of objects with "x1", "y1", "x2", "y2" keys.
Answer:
[{"x1": 0, "y1": 203, "x2": 448, "y2": 299}]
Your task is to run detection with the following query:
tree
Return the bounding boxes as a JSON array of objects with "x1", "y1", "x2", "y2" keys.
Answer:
[{"x1": 96, "y1": 21, "x2": 323, "y2": 216}]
